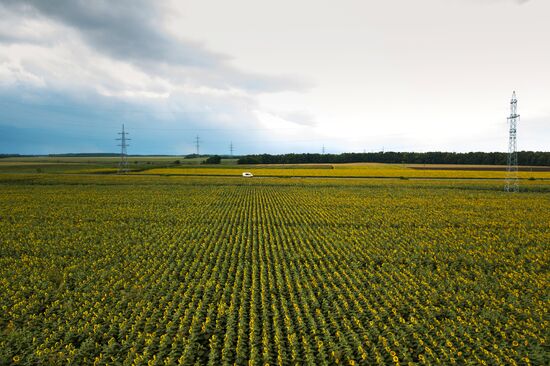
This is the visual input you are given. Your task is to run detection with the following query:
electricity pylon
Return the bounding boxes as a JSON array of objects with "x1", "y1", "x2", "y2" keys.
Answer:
[
  {"x1": 116, "y1": 124, "x2": 130, "y2": 174},
  {"x1": 505, "y1": 91, "x2": 519, "y2": 192}
]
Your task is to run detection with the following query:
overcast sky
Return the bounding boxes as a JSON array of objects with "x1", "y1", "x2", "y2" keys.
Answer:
[{"x1": 0, "y1": 0, "x2": 548, "y2": 155}]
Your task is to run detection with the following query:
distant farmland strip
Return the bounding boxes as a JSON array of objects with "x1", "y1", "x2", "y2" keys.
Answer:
[{"x1": 408, "y1": 165, "x2": 550, "y2": 172}]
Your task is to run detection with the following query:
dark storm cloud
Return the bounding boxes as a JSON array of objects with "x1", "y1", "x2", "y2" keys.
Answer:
[
  {"x1": 0, "y1": 0, "x2": 224, "y2": 67},
  {"x1": 0, "y1": 0, "x2": 310, "y2": 93}
]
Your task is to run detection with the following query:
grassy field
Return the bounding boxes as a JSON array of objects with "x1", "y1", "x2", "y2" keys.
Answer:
[
  {"x1": 0, "y1": 157, "x2": 237, "y2": 174},
  {"x1": 138, "y1": 165, "x2": 550, "y2": 179},
  {"x1": 1, "y1": 173, "x2": 548, "y2": 365},
  {"x1": 145, "y1": 160, "x2": 550, "y2": 180},
  {"x1": 0, "y1": 156, "x2": 204, "y2": 163},
  {"x1": 2, "y1": 157, "x2": 549, "y2": 179}
]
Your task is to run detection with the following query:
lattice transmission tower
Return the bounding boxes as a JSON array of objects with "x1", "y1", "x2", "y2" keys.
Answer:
[
  {"x1": 195, "y1": 135, "x2": 201, "y2": 155},
  {"x1": 505, "y1": 91, "x2": 519, "y2": 192},
  {"x1": 116, "y1": 124, "x2": 130, "y2": 174}
]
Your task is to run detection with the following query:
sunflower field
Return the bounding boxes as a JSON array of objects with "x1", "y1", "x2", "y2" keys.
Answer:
[
  {"x1": 135, "y1": 165, "x2": 550, "y2": 179},
  {"x1": 0, "y1": 174, "x2": 548, "y2": 365}
]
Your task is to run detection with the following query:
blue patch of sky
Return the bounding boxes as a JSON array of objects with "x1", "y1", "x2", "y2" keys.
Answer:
[{"x1": 0, "y1": 87, "x2": 278, "y2": 155}]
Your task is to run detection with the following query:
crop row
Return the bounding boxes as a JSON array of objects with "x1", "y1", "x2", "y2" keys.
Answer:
[{"x1": 0, "y1": 175, "x2": 548, "y2": 364}]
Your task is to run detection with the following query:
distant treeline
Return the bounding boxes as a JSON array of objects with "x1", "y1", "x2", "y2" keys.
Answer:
[
  {"x1": 0, "y1": 153, "x2": 192, "y2": 158},
  {"x1": 48, "y1": 153, "x2": 120, "y2": 157},
  {"x1": 0, "y1": 153, "x2": 121, "y2": 158},
  {"x1": 238, "y1": 151, "x2": 550, "y2": 166},
  {"x1": 47, "y1": 153, "x2": 189, "y2": 157}
]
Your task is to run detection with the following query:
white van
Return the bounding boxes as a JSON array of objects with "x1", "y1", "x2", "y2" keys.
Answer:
[{"x1": 242, "y1": 172, "x2": 254, "y2": 177}]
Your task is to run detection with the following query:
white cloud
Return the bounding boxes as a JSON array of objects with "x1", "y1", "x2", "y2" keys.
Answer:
[
  {"x1": 0, "y1": 0, "x2": 548, "y2": 154},
  {"x1": 0, "y1": 0, "x2": 315, "y2": 155}
]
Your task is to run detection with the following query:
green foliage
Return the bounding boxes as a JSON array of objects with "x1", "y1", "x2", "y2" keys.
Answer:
[
  {"x1": 204, "y1": 155, "x2": 221, "y2": 164},
  {"x1": 238, "y1": 151, "x2": 550, "y2": 166}
]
